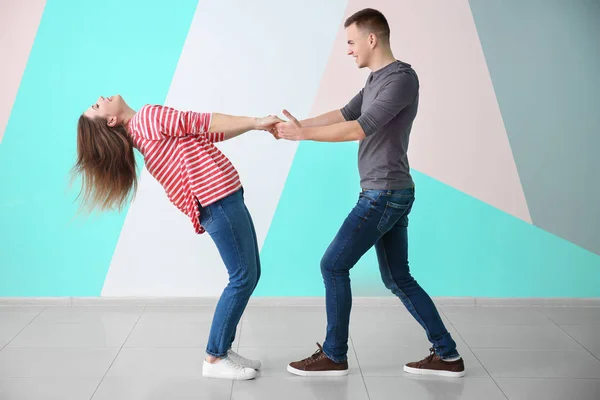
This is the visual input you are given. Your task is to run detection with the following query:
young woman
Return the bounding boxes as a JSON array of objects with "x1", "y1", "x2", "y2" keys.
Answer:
[{"x1": 73, "y1": 94, "x2": 281, "y2": 380}]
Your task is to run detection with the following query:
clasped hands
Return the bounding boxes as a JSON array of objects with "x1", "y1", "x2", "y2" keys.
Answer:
[{"x1": 255, "y1": 110, "x2": 304, "y2": 141}]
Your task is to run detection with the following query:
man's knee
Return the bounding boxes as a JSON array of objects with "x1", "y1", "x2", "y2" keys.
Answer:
[
  {"x1": 321, "y1": 253, "x2": 355, "y2": 279},
  {"x1": 320, "y1": 253, "x2": 334, "y2": 275},
  {"x1": 320, "y1": 248, "x2": 344, "y2": 276}
]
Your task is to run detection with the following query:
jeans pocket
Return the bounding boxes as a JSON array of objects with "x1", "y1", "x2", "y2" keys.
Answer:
[
  {"x1": 377, "y1": 199, "x2": 412, "y2": 234},
  {"x1": 200, "y1": 204, "x2": 213, "y2": 229}
]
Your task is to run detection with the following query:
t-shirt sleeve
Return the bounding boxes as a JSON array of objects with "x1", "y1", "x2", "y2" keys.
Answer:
[
  {"x1": 356, "y1": 73, "x2": 418, "y2": 136},
  {"x1": 136, "y1": 105, "x2": 214, "y2": 140},
  {"x1": 340, "y1": 89, "x2": 364, "y2": 121}
]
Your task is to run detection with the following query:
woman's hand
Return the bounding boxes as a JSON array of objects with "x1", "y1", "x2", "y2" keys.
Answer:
[{"x1": 256, "y1": 115, "x2": 284, "y2": 131}]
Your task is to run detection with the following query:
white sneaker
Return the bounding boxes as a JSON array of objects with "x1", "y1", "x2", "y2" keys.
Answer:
[
  {"x1": 227, "y1": 349, "x2": 262, "y2": 369},
  {"x1": 202, "y1": 357, "x2": 258, "y2": 380}
]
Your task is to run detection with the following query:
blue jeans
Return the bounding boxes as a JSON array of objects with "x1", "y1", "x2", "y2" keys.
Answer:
[
  {"x1": 321, "y1": 188, "x2": 459, "y2": 362},
  {"x1": 199, "y1": 188, "x2": 260, "y2": 358}
]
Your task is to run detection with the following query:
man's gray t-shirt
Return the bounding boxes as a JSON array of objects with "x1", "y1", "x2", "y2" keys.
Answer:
[{"x1": 341, "y1": 60, "x2": 419, "y2": 190}]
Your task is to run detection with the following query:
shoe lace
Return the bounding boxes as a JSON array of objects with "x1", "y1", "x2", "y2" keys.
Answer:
[
  {"x1": 228, "y1": 350, "x2": 249, "y2": 364},
  {"x1": 416, "y1": 347, "x2": 437, "y2": 367},
  {"x1": 223, "y1": 357, "x2": 245, "y2": 371},
  {"x1": 304, "y1": 343, "x2": 326, "y2": 365}
]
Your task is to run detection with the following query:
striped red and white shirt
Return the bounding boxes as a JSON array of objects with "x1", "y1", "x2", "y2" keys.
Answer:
[{"x1": 127, "y1": 104, "x2": 242, "y2": 234}]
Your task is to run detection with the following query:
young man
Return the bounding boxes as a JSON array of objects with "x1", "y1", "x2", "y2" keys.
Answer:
[{"x1": 275, "y1": 8, "x2": 465, "y2": 378}]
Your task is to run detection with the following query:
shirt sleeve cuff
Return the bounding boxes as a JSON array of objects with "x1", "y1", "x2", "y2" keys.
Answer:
[
  {"x1": 356, "y1": 114, "x2": 377, "y2": 136},
  {"x1": 340, "y1": 107, "x2": 356, "y2": 121}
]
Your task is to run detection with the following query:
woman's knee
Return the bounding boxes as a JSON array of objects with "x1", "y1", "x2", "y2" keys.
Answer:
[
  {"x1": 252, "y1": 264, "x2": 261, "y2": 291},
  {"x1": 229, "y1": 266, "x2": 258, "y2": 293},
  {"x1": 245, "y1": 263, "x2": 260, "y2": 292}
]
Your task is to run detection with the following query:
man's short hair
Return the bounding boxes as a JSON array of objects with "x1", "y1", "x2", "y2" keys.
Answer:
[{"x1": 344, "y1": 8, "x2": 390, "y2": 42}]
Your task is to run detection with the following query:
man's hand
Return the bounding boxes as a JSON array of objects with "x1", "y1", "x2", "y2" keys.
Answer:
[
  {"x1": 273, "y1": 109, "x2": 365, "y2": 142},
  {"x1": 275, "y1": 110, "x2": 305, "y2": 141}
]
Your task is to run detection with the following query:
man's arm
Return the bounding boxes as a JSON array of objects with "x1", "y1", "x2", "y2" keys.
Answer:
[
  {"x1": 276, "y1": 75, "x2": 417, "y2": 143},
  {"x1": 294, "y1": 88, "x2": 363, "y2": 128},
  {"x1": 302, "y1": 120, "x2": 365, "y2": 142},
  {"x1": 299, "y1": 110, "x2": 345, "y2": 128},
  {"x1": 276, "y1": 110, "x2": 365, "y2": 142}
]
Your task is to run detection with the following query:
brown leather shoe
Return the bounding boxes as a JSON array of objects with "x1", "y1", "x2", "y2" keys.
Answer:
[
  {"x1": 287, "y1": 343, "x2": 349, "y2": 377},
  {"x1": 404, "y1": 348, "x2": 465, "y2": 377}
]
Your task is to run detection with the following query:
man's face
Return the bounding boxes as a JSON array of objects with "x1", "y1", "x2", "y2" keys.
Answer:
[{"x1": 346, "y1": 23, "x2": 371, "y2": 69}]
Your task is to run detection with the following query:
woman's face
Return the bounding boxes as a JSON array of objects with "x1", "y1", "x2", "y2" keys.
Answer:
[{"x1": 84, "y1": 95, "x2": 127, "y2": 127}]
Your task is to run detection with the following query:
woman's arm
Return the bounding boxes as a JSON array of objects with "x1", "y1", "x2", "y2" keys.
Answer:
[
  {"x1": 141, "y1": 105, "x2": 282, "y2": 142},
  {"x1": 208, "y1": 113, "x2": 282, "y2": 141}
]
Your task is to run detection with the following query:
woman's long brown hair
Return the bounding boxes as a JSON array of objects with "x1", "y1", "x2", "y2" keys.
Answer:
[{"x1": 71, "y1": 115, "x2": 137, "y2": 212}]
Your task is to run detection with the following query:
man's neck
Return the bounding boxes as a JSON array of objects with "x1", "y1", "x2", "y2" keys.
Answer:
[{"x1": 368, "y1": 49, "x2": 397, "y2": 72}]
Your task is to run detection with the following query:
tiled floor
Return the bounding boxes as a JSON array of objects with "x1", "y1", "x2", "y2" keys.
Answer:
[{"x1": 0, "y1": 303, "x2": 599, "y2": 399}]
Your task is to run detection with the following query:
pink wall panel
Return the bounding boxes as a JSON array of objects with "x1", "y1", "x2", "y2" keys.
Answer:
[{"x1": 0, "y1": 0, "x2": 46, "y2": 143}]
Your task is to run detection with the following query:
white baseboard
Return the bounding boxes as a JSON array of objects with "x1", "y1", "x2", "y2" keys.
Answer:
[
  {"x1": 0, "y1": 296, "x2": 599, "y2": 307},
  {"x1": 71, "y1": 296, "x2": 219, "y2": 307},
  {"x1": 474, "y1": 297, "x2": 600, "y2": 307},
  {"x1": 0, "y1": 297, "x2": 72, "y2": 306}
]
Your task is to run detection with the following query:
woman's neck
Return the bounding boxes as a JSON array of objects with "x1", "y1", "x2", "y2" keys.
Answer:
[{"x1": 121, "y1": 107, "x2": 137, "y2": 126}]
